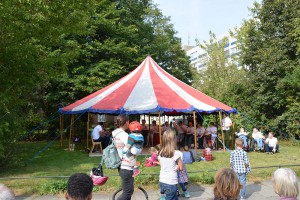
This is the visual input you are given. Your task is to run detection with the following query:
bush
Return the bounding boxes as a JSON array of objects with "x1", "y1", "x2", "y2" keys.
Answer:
[
  {"x1": 189, "y1": 171, "x2": 214, "y2": 184},
  {"x1": 38, "y1": 179, "x2": 67, "y2": 195}
]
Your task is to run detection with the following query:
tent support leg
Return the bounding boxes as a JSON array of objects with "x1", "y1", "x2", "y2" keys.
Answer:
[
  {"x1": 218, "y1": 111, "x2": 226, "y2": 152},
  {"x1": 231, "y1": 113, "x2": 235, "y2": 149},
  {"x1": 159, "y1": 112, "x2": 162, "y2": 144},
  {"x1": 86, "y1": 112, "x2": 90, "y2": 150},
  {"x1": 193, "y1": 111, "x2": 197, "y2": 150},
  {"x1": 69, "y1": 114, "x2": 74, "y2": 149},
  {"x1": 148, "y1": 114, "x2": 151, "y2": 147},
  {"x1": 60, "y1": 114, "x2": 64, "y2": 147}
]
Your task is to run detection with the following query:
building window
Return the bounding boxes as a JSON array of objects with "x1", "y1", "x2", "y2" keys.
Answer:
[{"x1": 225, "y1": 50, "x2": 230, "y2": 58}]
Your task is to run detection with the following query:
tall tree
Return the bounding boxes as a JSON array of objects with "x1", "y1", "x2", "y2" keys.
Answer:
[
  {"x1": 192, "y1": 32, "x2": 247, "y2": 109},
  {"x1": 0, "y1": 0, "x2": 103, "y2": 166},
  {"x1": 45, "y1": 0, "x2": 192, "y2": 112},
  {"x1": 236, "y1": 0, "x2": 300, "y2": 137}
]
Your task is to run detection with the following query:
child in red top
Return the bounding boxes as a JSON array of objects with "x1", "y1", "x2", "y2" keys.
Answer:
[{"x1": 202, "y1": 145, "x2": 213, "y2": 161}]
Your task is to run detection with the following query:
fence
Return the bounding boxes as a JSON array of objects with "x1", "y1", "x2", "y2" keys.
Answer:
[{"x1": 1, "y1": 164, "x2": 300, "y2": 180}]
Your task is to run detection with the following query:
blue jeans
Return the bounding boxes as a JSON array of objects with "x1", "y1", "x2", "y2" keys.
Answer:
[
  {"x1": 254, "y1": 138, "x2": 263, "y2": 149},
  {"x1": 265, "y1": 144, "x2": 279, "y2": 153},
  {"x1": 239, "y1": 136, "x2": 247, "y2": 147},
  {"x1": 160, "y1": 182, "x2": 178, "y2": 200},
  {"x1": 237, "y1": 173, "x2": 246, "y2": 198},
  {"x1": 179, "y1": 183, "x2": 187, "y2": 191}
]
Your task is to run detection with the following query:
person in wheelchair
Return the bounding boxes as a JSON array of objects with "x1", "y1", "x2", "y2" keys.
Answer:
[
  {"x1": 251, "y1": 128, "x2": 265, "y2": 151},
  {"x1": 235, "y1": 128, "x2": 249, "y2": 150}
]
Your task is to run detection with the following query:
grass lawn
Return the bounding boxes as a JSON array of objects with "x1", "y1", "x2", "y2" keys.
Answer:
[{"x1": 1, "y1": 140, "x2": 300, "y2": 195}]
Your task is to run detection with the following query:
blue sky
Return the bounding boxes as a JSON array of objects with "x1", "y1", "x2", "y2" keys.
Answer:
[{"x1": 152, "y1": 0, "x2": 261, "y2": 45}]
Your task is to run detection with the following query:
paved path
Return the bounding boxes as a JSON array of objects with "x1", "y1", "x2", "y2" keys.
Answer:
[{"x1": 16, "y1": 180, "x2": 300, "y2": 200}]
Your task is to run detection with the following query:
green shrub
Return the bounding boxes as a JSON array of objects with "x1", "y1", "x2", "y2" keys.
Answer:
[
  {"x1": 189, "y1": 171, "x2": 214, "y2": 184},
  {"x1": 38, "y1": 179, "x2": 67, "y2": 195}
]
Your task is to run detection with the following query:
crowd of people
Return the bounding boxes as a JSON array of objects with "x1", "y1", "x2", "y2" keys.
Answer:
[
  {"x1": 88, "y1": 114, "x2": 295, "y2": 200},
  {"x1": 2, "y1": 114, "x2": 296, "y2": 200}
]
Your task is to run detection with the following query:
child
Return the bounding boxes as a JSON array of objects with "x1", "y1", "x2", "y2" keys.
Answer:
[
  {"x1": 202, "y1": 145, "x2": 213, "y2": 161},
  {"x1": 122, "y1": 121, "x2": 144, "y2": 177},
  {"x1": 182, "y1": 146, "x2": 194, "y2": 164},
  {"x1": 177, "y1": 151, "x2": 191, "y2": 198},
  {"x1": 158, "y1": 129, "x2": 183, "y2": 200},
  {"x1": 230, "y1": 138, "x2": 251, "y2": 200},
  {"x1": 144, "y1": 146, "x2": 159, "y2": 167}
]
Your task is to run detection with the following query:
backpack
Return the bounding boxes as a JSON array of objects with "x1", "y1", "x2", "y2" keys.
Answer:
[{"x1": 101, "y1": 133, "x2": 121, "y2": 169}]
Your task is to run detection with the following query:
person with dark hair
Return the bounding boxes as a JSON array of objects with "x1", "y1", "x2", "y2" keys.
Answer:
[
  {"x1": 112, "y1": 114, "x2": 135, "y2": 200},
  {"x1": 222, "y1": 113, "x2": 232, "y2": 148},
  {"x1": 196, "y1": 123, "x2": 205, "y2": 149},
  {"x1": 150, "y1": 120, "x2": 159, "y2": 146},
  {"x1": 173, "y1": 121, "x2": 187, "y2": 147},
  {"x1": 141, "y1": 119, "x2": 149, "y2": 146},
  {"x1": 91, "y1": 122, "x2": 110, "y2": 150},
  {"x1": 65, "y1": 173, "x2": 93, "y2": 200},
  {"x1": 265, "y1": 132, "x2": 279, "y2": 154}
]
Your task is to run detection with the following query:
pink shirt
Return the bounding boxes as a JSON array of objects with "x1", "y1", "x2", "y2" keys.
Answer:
[{"x1": 149, "y1": 153, "x2": 158, "y2": 163}]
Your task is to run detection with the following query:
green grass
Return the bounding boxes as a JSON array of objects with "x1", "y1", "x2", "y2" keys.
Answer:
[{"x1": 1, "y1": 140, "x2": 300, "y2": 195}]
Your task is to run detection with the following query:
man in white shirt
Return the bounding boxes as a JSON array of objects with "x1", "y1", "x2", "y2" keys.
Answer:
[
  {"x1": 222, "y1": 113, "x2": 232, "y2": 149},
  {"x1": 92, "y1": 122, "x2": 110, "y2": 149},
  {"x1": 264, "y1": 132, "x2": 279, "y2": 154}
]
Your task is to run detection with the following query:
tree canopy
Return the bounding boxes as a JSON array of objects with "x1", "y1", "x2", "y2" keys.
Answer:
[
  {"x1": 0, "y1": 0, "x2": 192, "y2": 166},
  {"x1": 236, "y1": 0, "x2": 300, "y2": 137}
]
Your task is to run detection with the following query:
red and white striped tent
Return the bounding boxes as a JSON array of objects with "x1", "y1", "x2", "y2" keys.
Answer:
[{"x1": 59, "y1": 56, "x2": 236, "y2": 115}]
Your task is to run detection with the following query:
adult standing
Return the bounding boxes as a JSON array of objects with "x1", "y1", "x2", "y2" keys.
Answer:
[
  {"x1": 162, "y1": 121, "x2": 171, "y2": 135},
  {"x1": 174, "y1": 121, "x2": 187, "y2": 148},
  {"x1": 196, "y1": 123, "x2": 205, "y2": 149},
  {"x1": 222, "y1": 113, "x2": 232, "y2": 149},
  {"x1": 186, "y1": 122, "x2": 195, "y2": 148},
  {"x1": 112, "y1": 115, "x2": 133, "y2": 200},
  {"x1": 150, "y1": 120, "x2": 159, "y2": 146},
  {"x1": 141, "y1": 119, "x2": 149, "y2": 147},
  {"x1": 91, "y1": 122, "x2": 110, "y2": 150},
  {"x1": 206, "y1": 122, "x2": 218, "y2": 149}
]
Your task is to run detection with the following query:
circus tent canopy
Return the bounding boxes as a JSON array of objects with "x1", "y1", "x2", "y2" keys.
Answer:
[{"x1": 59, "y1": 56, "x2": 236, "y2": 115}]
